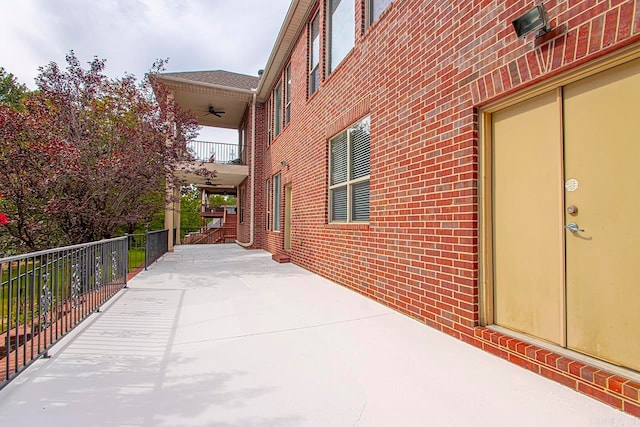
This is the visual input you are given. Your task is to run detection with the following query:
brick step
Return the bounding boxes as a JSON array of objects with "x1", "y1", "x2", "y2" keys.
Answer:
[{"x1": 272, "y1": 253, "x2": 291, "y2": 263}]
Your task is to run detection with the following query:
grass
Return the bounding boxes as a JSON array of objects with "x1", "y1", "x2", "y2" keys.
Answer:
[{"x1": 128, "y1": 248, "x2": 146, "y2": 271}]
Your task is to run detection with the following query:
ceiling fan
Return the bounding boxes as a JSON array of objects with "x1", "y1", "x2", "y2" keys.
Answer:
[{"x1": 203, "y1": 105, "x2": 225, "y2": 118}]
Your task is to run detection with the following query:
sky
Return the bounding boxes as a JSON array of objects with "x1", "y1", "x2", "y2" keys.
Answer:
[{"x1": 0, "y1": 0, "x2": 292, "y2": 140}]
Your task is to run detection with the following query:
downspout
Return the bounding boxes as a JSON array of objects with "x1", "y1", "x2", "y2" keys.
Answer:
[{"x1": 236, "y1": 90, "x2": 257, "y2": 247}]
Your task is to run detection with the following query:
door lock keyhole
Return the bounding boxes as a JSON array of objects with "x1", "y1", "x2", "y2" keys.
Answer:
[{"x1": 567, "y1": 205, "x2": 578, "y2": 216}]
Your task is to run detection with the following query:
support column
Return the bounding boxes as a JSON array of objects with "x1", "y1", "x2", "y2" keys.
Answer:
[
  {"x1": 174, "y1": 186, "x2": 181, "y2": 245},
  {"x1": 164, "y1": 181, "x2": 174, "y2": 252},
  {"x1": 164, "y1": 90, "x2": 176, "y2": 252}
]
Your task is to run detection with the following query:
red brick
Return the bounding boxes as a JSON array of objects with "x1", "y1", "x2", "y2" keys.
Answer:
[
  {"x1": 594, "y1": 370, "x2": 612, "y2": 388},
  {"x1": 220, "y1": 0, "x2": 640, "y2": 415},
  {"x1": 623, "y1": 381, "x2": 640, "y2": 401},
  {"x1": 556, "y1": 357, "x2": 572, "y2": 372},
  {"x1": 607, "y1": 376, "x2": 628, "y2": 394},
  {"x1": 580, "y1": 365, "x2": 598, "y2": 382},
  {"x1": 577, "y1": 383, "x2": 623, "y2": 409},
  {"x1": 623, "y1": 400, "x2": 640, "y2": 418},
  {"x1": 509, "y1": 353, "x2": 540, "y2": 373},
  {"x1": 568, "y1": 361, "x2": 586, "y2": 377},
  {"x1": 540, "y1": 366, "x2": 577, "y2": 389}
]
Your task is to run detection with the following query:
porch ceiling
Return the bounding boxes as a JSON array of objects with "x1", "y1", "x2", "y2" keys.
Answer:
[
  {"x1": 175, "y1": 162, "x2": 248, "y2": 187},
  {"x1": 155, "y1": 74, "x2": 255, "y2": 130}
]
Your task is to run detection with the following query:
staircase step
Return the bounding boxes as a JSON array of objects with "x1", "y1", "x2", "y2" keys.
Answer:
[{"x1": 272, "y1": 253, "x2": 291, "y2": 264}]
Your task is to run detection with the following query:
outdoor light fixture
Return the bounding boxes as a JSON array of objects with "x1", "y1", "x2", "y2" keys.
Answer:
[
  {"x1": 512, "y1": 4, "x2": 551, "y2": 38},
  {"x1": 280, "y1": 160, "x2": 288, "y2": 167}
]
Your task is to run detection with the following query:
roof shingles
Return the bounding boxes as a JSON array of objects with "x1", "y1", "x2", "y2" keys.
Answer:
[{"x1": 160, "y1": 70, "x2": 260, "y2": 91}]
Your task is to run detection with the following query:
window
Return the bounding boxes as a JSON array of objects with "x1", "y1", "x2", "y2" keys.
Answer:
[
  {"x1": 274, "y1": 82, "x2": 282, "y2": 137},
  {"x1": 273, "y1": 173, "x2": 281, "y2": 231},
  {"x1": 266, "y1": 179, "x2": 271, "y2": 230},
  {"x1": 329, "y1": 116, "x2": 370, "y2": 223},
  {"x1": 309, "y1": 12, "x2": 320, "y2": 95},
  {"x1": 284, "y1": 64, "x2": 291, "y2": 125},
  {"x1": 240, "y1": 125, "x2": 246, "y2": 164},
  {"x1": 266, "y1": 97, "x2": 272, "y2": 146},
  {"x1": 327, "y1": 0, "x2": 354, "y2": 73},
  {"x1": 368, "y1": 0, "x2": 392, "y2": 25},
  {"x1": 239, "y1": 187, "x2": 245, "y2": 223}
]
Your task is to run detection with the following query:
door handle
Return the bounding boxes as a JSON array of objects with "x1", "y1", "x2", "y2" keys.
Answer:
[{"x1": 564, "y1": 222, "x2": 585, "y2": 233}]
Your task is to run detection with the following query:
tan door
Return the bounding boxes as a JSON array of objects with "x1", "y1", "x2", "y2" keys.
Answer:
[
  {"x1": 563, "y1": 58, "x2": 640, "y2": 371},
  {"x1": 284, "y1": 185, "x2": 292, "y2": 251},
  {"x1": 492, "y1": 90, "x2": 565, "y2": 345}
]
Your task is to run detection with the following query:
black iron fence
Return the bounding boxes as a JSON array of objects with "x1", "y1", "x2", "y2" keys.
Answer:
[
  {"x1": 0, "y1": 229, "x2": 171, "y2": 388},
  {"x1": 0, "y1": 237, "x2": 128, "y2": 387},
  {"x1": 147, "y1": 229, "x2": 168, "y2": 268},
  {"x1": 187, "y1": 140, "x2": 246, "y2": 164},
  {"x1": 127, "y1": 229, "x2": 169, "y2": 272}
]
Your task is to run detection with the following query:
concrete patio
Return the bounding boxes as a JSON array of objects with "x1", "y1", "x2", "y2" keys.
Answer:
[{"x1": 0, "y1": 245, "x2": 636, "y2": 426}]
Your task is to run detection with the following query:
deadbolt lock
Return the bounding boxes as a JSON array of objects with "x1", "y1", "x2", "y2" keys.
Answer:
[{"x1": 567, "y1": 205, "x2": 578, "y2": 216}]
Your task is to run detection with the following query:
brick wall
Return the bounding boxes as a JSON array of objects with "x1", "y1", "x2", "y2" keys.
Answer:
[
  {"x1": 237, "y1": 102, "x2": 267, "y2": 249},
  {"x1": 251, "y1": 0, "x2": 640, "y2": 416}
]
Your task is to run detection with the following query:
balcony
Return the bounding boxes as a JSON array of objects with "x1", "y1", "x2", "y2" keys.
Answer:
[
  {"x1": 0, "y1": 245, "x2": 634, "y2": 426},
  {"x1": 187, "y1": 140, "x2": 245, "y2": 165},
  {"x1": 176, "y1": 140, "x2": 248, "y2": 187}
]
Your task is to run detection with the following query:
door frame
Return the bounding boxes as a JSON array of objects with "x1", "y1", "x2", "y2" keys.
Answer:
[{"x1": 478, "y1": 43, "x2": 640, "y2": 327}]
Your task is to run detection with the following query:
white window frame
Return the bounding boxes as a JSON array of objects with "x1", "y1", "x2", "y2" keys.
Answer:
[{"x1": 328, "y1": 116, "x2": 370, "y2": 223}]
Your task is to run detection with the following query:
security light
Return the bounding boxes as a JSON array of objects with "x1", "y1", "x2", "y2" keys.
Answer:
[{"x1": 512, "y1": 4, "x2": 551, "y2": 38}]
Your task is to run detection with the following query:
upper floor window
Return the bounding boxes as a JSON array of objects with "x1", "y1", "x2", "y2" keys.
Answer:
[
  {"x1": 285, "y1": 64, "x2": 291, "y2": 125},
  {"x1": 266, "y1": 97, "x2": 272, "y2": 146},
  {"x1": 329, "y1": 116, "x2": 370, "y2": 223},
  {"x1": 327, "y1": 0, "x2": 354, "y2": 73},
  {"x1": 368, "y1": 0, "x2": 392, "y2": 25},
  {"x1": 309, "y1": 12, "x2": 320, "y2": 96},
  {"x1": 240, "y1": 125, "x2": 247, "y2": 163},
  {"x1": 274, "y1": 82, "x2": 282, "y2": 138}
]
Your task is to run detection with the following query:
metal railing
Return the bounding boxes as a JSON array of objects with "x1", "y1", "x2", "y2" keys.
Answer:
[
  {"x1": 127, "y1": 229, "x2": 169, "y2": 272},
  {"x1": 147, "y1": 230, "x2": 168, "y2": 268},
  {"x1": 187, "y1": 140, "x2": 246, "y2": 164},
  {"x1": 0, "y1": 237, "x2": 128, "y2": 388},
  {"x1": 0, "y1": 229, "x2": 172, "y2": 388}
]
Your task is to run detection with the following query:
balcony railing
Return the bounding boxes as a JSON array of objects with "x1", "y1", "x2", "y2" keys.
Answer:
[
  {"x1": 0, "y1": 230, "x2": 169, "y2": 389},
  {"x1": 187, "y1": 140, "x2": 246, "y2": 165}
]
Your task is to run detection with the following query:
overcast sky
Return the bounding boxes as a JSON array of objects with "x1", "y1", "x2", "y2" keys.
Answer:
[{"x1": 0, "y1": 0, "x2": 292, "y2": 140}]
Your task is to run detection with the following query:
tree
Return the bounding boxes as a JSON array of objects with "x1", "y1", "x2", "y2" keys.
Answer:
[
  {"x1": 180, "y1": 186, "x2": 203, "y2": 234},
  {"x1": 0, "y1": 52, "x2": 204, "y2": 253},
  {"x1": 0, "y1": 67, "x2": 27, "y2": 110}
]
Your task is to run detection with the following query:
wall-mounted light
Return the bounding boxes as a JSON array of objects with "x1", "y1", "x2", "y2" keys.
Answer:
[
  {"x1": 513, "y1": 4, "x2": 551, "y2": 38},
  {"x1": 280, "y1": 160, "x2": 288, "y2": 168}
]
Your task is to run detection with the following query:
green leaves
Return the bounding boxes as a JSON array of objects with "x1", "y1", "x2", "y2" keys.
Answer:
[{"x1": 0, "y1": 67, "x2": 27, "y2": 111}]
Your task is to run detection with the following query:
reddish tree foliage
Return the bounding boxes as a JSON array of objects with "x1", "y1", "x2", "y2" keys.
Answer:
[{"x1": 0, "y1": 52, "x2": 203, "y2": 253}]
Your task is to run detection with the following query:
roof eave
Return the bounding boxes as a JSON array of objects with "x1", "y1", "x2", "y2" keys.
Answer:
[
  {"x1": 256, "y1": 0, "x2": 315, "y2": 102},
  {"x1": 156, "y1": 74, "x2": 257, "y2": 96}
]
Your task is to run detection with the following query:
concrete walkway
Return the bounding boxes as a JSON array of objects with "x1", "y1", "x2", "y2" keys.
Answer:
[{"x1": 0, "y1": 245, "x2": 636, "y2": 427}]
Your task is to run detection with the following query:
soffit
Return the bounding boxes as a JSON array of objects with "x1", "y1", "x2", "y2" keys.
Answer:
[
  {"x1": 257, "y1": 0, "x2": 315, "y2": 101},
  {"x1": 154, "y1": 74, "x2": 255, "y2": 130}
]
